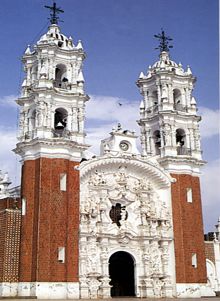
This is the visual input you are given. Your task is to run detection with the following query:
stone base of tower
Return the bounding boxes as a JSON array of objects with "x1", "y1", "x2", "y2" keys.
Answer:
[
  {"x1": 1, "y1": 281, "x2": 216, "y2": 299},
  {"x1": 0, "y1": 282, "x2": 80, "y2": 299},
  {"x1": 176, "y1": 283, "x2": 216, "y2": 298}
]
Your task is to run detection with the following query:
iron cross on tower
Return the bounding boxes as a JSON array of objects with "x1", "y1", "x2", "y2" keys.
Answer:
[
  {"x1": 154, "y1": 29, "x2": 173, "y2": 53},
  {"x1": 45, "y1": 1, "x2": 64, "y2": 25}
]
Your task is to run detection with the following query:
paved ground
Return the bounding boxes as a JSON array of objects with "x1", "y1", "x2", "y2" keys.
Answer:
[{"x1": 0, "y1": 297, "x2": 220, "y2": 301}]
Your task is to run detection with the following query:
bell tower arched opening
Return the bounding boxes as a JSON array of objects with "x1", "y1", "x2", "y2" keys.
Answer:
[
  {"x1": 153, "y1": 130, "x2": 161, "y2": 155},
  {"x1": 54, "y1": 107, "x2": 68, "y2": 136},
  {"x1": 54, "y1": 64, "x2": 68, "y2": 88},
  {"x1": 109, "y1": 251, "x2": 135, "y2": 297},
  {"x1": 173, "y1": 89, "x2": 182, "y2": 110},
  {"x1": 176, "y1": 128, "x2": 187, "y2": 155}
]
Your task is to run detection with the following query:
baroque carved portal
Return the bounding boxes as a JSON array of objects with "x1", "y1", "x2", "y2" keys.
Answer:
[{"x1": 79, "y1": 165, "x2": 174, "y2": 299}]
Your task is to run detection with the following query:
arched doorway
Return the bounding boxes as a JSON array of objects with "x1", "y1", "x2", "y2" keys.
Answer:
[{"x1": 109, "y1": 251, "x2": 135, "y2": 297}]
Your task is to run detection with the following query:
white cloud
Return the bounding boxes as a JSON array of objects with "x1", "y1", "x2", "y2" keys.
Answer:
[
  {"x1": 0, "y1": 127, "x2": 21, "y2": 186},
  {"x1": 199, "y1": 107, "x2": 220, "y2": 138},
  {"x1": 201, "y1": 158, "x2": 220, "y2": 232},
  {"x1": 86, "y1": 95, "x2": 139, "y2": 126},
  {"x1": 85, "y1": 95, "x2": 140, "y2": 154},
  {"x1": 0, "y1": 95, "x2": 18, "y2": 108}
]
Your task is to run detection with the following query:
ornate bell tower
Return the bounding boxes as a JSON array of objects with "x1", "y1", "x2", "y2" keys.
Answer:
[
  {"x1": 137, "y1": 30, "x2": 207, "y2": 296},
  {"x1": 14, "y1": 3, "x2": 88, "y2": 298}
]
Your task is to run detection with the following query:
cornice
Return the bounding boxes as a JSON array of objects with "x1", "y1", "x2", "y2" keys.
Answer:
[{"x1": 80, "y1": 154, "x2": 174, "y2": 188}]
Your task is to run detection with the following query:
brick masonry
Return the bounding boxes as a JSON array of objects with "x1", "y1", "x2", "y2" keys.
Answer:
[
  {"x1": 171, "y1": 174, "x2": 207, "y2": 283},
  {"x1": 19, "y1": 158, "x2": 80, "y2": 283},
  {"x1": 0, "y1": 198, "x2": 21, "y2": 282}
]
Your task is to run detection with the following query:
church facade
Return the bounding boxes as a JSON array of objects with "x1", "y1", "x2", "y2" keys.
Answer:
[{"x1": 0, "y1": 5, "x2": 219, "y2": 299}]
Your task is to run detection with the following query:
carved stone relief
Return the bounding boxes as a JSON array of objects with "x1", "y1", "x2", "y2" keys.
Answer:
[{"x1": 79, "y1": 165, "x2": 173, "y2": 299}]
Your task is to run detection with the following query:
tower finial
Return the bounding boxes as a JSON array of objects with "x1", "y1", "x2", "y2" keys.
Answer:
[
  {"x1": 154, "y1": 28, "x2": 173, "y2": 53},
  {"x1": 45, "y1": 1, "x2": 64, "y2": 25}
]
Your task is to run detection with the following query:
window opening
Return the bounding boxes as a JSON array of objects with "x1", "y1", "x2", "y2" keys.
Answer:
[
  {"x1": 173, "y1": 89, "x2": 182, "y2": 110},
  {"x1": 54, "y1": 64, "x2": 68, "y2": 88},
  {"x1": 58, "y1": 41, "x2": 63, "y2": 47},
  {"x1": 186, "y1": 188, "x2": 193, "y2": 203},
  {"x1": 192, "y1": 253, "x2": 197, "y2": 268},
  {"x1": 60, "y1": 173, "x2": 67, "y2": 191},
  {"x1": 22, "y1": 198, "x2": 26, "y2": 216},
  {"x1": 153, "y1": 130, "x2": 161, "y2": 155},
  {"x1": 54, "y1": 108, "x2": 68, "y2": 136},
  {"x1": 58, "y1": 247, "x2": 65, "y2": 263},
  {"x1": 109, "y1": 203, "x2": 128, "y2": 227},
  {"x1": 176, "y1": 128, "x2": 188, "y2": 155}
]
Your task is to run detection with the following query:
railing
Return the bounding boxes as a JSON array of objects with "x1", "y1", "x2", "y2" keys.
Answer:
[
  {"x1": 174, "y1": 103, "x2": 187, "y2": 112},
  {"x1": 146, "y1": 104, "x2": 158, "y2": 115},
  {"x1": 53, "y1": 128, "x2": 71, "y2": 138},
  {"x1": 177, "y1": 146, "x2": 192, "y2": 156},
  {"x1": 53, "y1": 80, "x2": 71, "y2": 90}
]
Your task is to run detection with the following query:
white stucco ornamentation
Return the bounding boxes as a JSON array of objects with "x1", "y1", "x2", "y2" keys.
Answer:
[
  {"x1": 137, "y1": 50, "x2": 205, "y2": 175},
  {"x1": 15, "y1": 23, "x2": 90, "y2": 161},
  {"x1": 0, "y1": 171, "x2": 11, "y2": 199},
  {"x1": 79, "y1": 151, "x2": 176, "y2": 298}
]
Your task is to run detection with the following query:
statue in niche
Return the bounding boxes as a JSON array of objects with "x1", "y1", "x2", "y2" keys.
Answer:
[
  {"x1": 89, "y1": 170, "x2": 106, "y2": 186},
  {"x1": 163, "y1": 123, "x2": 172, "y2": 146},
  {"x1": 160, "y1": 220, "x2": 171, "y2": 237},
  {"x1": 147, "y1": 181, "x2": 154, "y2": 193},
  {"x1": 153, "y1": 278, "x2": 162, "y2": 297},
  {"x1": 78, "y1": 107, "x2": 85, "y2": 132},
  {"x1": 19, "y1": 109, "x2": 25, "y2": 136},
  {"x1": 36, "y1": 100, "x2": 45, "y2": 127},
  {"x1": 138, "y1": 194, "x2": 151, "y2": 224},
  {"x1": 114, "y1": 166, "x2": 128, "y2": 185},
  {"x1": 161, "y1": 245, "x2": 169, "y2": 274},
  {"x1": 119, "y1": 207, "x2": 128, "y2": 230},
  {"x1": 143, "y1": 247, "x2": 151, "y2": 274},
  {"x1": 99, "y1": 195, "x2": 110, "y2": 223},
  {"x1": 147, "y1": 193, "x2": 156, "y2": 217},
  {"x1": 193, "y1": 128, "x2": 201, "y2": 149},
  {"x1": 90, "y1": 195, "x2": 100, "y2": 219},
  {"x1": 39, "y1": 65, "x2": 47, "y2": 78},
  {"x1": 71, "y1": 107, "x2": 78, "y2": 132},
  {"x1": 150, "y1": 241, "x2": 162, "y2": 275},
  {"x1": 81, "y1": 197, "x2": 91, "y2": 215},
  {"x1": 88, "y1": 252, "x2": 99, "y2": 273},
  {"x1": 134, "y1": 178, "x2": 150, "y2": 192},
  {"x1": 45, "y1": 103, "x2": 51, "y2": 127},
  {"x1": 150, "y1": 220, "x2": 158, "y2": 236},
  {"x1": 160, "y1": 201, "x2": 170, "y2": 219},
  {"x1": 161, "y1": 84, "x2": 168, "y2": 99},
  {"x1": 89, "y1": 279, "x2": 100, "y2": 299},
  {"x1": 100, "y1": 245, "x2": 108, "y2": 261},
  {"x1": 143, "y1": 249, "x2": 150, "y2": 262}
]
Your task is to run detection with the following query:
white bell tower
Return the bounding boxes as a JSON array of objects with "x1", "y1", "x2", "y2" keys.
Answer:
[
  {"x1": 136, "y1": 30, "x2": 208, "y2": 294},
  {"x1": 16, "y1": 17, "x2": 89, "y2": 161},
  {"x1": 13, "y1": 4, "x2": 88, "y2": 298},
  {"x1": 137, "y1": 30, "x2": 204, "y2": 174}
]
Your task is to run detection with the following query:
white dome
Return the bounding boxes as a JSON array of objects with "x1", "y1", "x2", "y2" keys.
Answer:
[
  {"x1": 37, "y1": 24, "x2": 74, "y2": 50},
  {"x1": 152, "y1": 51, "x2": 178, "y2": 70}
]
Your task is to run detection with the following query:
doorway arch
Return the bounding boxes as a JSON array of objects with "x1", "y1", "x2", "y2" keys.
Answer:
[{"x1": 109, "y1": 251, "x2": 135, "y2": 297}]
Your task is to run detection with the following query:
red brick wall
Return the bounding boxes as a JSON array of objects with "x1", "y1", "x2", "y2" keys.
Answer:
[
  {"x1": 0, "y1": 210, "x2": 6, "y2": 281},
  {"x1": 0, "y1": 199, "x2": 21, "y2": 282},
  {"x1": 19, "y1": 158, "x2": 80, "y2": 283},
  {"x1": 171, "y1": 174, "x2": 207, "y2": 283}
]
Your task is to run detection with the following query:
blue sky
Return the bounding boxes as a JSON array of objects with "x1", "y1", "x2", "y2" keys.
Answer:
[{"x1": 0, "y1": 0, "x2": 219, "y2": 231}]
